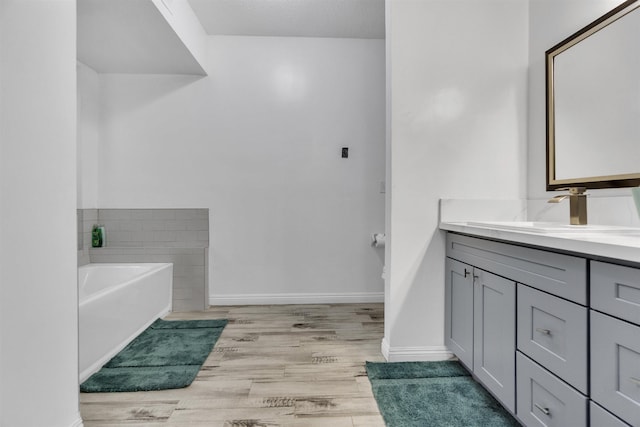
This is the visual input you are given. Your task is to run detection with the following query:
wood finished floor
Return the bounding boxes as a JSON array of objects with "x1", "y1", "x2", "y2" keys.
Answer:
[{"x1": 79, "y1": 303, "x2": 387, "y2": 427}]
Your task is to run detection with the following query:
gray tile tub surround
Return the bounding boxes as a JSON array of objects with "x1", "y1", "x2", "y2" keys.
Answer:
[
  {"x1": 78, "y1": 208, "x2": 210, "y2": 312},
  {"x1": 97, "y1": 209, "x2": 208, "y2": 248}
]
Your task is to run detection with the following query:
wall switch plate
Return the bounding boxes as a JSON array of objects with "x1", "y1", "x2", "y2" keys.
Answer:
[{"x1": 341, "y1": 147, "x2": 349, "y2": 158}]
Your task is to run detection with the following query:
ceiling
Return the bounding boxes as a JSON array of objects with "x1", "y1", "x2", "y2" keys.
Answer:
[{"x1": 187, "y1": 0, "x2": 385, "y2": 39}]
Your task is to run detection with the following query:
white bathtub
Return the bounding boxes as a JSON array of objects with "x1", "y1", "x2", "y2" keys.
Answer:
[{"x1": 78, "y1": 263, "x2": 173, "y2": 382}]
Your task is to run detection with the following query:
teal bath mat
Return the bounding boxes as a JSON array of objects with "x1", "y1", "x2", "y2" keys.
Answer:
[
  {"x1": 366, "y1": 361, "x2": 519, "y2": 427},
  {"x1": 80, "y1": 318, "x2": 227, "y2": 392}
]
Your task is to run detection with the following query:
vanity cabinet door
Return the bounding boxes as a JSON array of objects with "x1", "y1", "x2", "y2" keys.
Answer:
[
  {"x1": 473, "y1": 268, "x2": 516, "y2": 412},
  {"x1": 591, "y1": 310, "x2": 640, "y2": 426},
  {"x1": 445, "y1": 257, "x2": 474, "y2": 369}
]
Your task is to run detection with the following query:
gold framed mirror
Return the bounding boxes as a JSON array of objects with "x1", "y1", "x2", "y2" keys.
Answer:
[{"x1": 546, "y1": 0, "x2": 640, "y2": 190}]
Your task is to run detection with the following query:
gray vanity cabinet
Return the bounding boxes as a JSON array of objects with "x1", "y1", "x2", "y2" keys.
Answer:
[
  {"x1": 516, "y1": 352, "x2": 587, "y2": 427},
  {"x1": 446, "y1": 233, "x2": 588, "y2": 425},
  {"x1": 590, "y1": 261, "x2": 640, "y2": 427},
  {"x1": 444, "y1": 231, "x2": 640, "y2": 426},
  {"x1": 516, "y1": 284, "x2": 588, "y2": 393},
  {"x1": 445, "y1": 241, "x2": 516, "y2": 413},
  {"x1": 590, "y1": 402, "x2": 631, "y2": 427},
  {"x1": 473, "y1": 268, "x2": 516, "y2": 412},
  {"x1": 591, "y1": 311, "x2": 640, "y2": 426},
  {"x1": 444, "y1": 257, "x2": 474, "y2": 369}
]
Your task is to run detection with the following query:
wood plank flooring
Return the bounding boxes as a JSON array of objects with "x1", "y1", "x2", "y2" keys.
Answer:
[{"x1": 80, "y1": 303, "x2": 387, "y2": 427}]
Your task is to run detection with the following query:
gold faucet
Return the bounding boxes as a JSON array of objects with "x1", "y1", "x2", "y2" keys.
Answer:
[{"x1": 548, "y1": 187, "x2": 588, "y2": 225}]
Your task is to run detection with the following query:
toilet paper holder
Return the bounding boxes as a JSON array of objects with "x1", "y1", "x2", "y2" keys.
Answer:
[{"x1": 371, "y1": 233, "x2": 386, "y2": 248}]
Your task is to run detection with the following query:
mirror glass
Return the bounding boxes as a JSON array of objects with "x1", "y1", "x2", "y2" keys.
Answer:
[{"x1": 546, "y1": 0, "x2": 640, "y2": 189}]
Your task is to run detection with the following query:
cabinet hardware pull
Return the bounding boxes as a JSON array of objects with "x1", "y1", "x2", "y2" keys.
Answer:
[
  {"x1": 534, "y1": 403, "x2": 550, "y2": 416},
  {"x1": 473, "y1": 275, "x2": 479, "y2": 280},
  {"x1": 464, "y1": 269, "x2": 470, "y2": 278},
  {"x1": 629, "y1": 377, "x2": 640, "y2": 386},
  {"x1": 535, "y1": 328, "x2": 552, "y2": 336}
]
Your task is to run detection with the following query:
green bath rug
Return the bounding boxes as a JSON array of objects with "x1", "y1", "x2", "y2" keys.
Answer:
[
  {"x1": 366, "y1": 360, "x2": 470, "y2": 380},
  {"x1": 80, "y1": 318, "x2": 227, "y2": 392},
  {"x1": 366, "y1": 361, "x2": 519, "y2": 427}
]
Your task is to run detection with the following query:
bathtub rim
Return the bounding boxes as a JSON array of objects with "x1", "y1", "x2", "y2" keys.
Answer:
[{"x1": 79, "y1": 262, "x2": 172, "y2": 306}]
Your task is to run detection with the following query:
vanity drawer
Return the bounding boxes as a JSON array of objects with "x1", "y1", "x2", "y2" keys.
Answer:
[
  {"x1": 517, "y1": 284, "x2": 587, "y2": 393},
  {"x1": 590, "y1": 402, "x2": 630, "y2": 427},
  {"x1": 447, "y1": 234, "x2": 587, "y2": 304},
  {"x1": 591, "y1": 261, "x2": 640, "y2": 325},
  {"x1": 591, "y1": 311, "x2": 640, "y2": 426},
  {"x1": 516, "y1": 352, "x2": 587, "y2": 427}
]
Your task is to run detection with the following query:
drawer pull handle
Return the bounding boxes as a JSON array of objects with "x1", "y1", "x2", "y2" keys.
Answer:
[
  {"x1": 535, "y1": 328, "x2": 552, "y2": 336},
  {"x1": 534, "y1": 403, "x2": 551, "y2": 416},
  {"x1": 464, "y1": 269, "x2": 470, "y2": 278},
  {"x1": 629, "y1": 377, "x2": 640, "y2": 386}
]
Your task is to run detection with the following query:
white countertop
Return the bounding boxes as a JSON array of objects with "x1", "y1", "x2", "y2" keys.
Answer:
[{"x1": 440, "y1": 221, "x2": 640, "y2": 264}]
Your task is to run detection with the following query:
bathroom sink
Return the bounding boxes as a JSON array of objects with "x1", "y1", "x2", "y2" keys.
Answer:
[{"x1": 465, "y1": 221, "x2": 640, "y2": 234}]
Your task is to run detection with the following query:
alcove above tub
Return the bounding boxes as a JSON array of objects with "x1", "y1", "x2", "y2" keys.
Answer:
[{"x1": 77, "y1": 0, "x2": 207, "y2": 75}]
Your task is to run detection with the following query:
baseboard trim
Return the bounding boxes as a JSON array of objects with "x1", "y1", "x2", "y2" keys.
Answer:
[
  {"x1": 381, "y1": 337, "x2": 391, "y2": 360},
  {"x1": 381, "y1": 339, "x2": 454, "y2": 362},
  {"x1": 70, "y1": 414, "x2": 85, "y2": 427},
  {"x1": 209, "y1": 292, "x2": 384, "y2": 306}
]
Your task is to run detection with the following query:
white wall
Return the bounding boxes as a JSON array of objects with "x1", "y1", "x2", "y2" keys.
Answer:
[
  {"x1": 0, "y1": 1, "x2": 80, "y2": 426},
  {"x1": 78, "y1": 62, "x2": 100, "y2": 209},
  {"x1": 526, "y1": 0, "x2": 640, "y2": 225},
  {"x1": 384, "y1": 0, "x2": 529, "y2": 360},
  {"x1": 94, "y1": 36, "x2": 386, "y2": 304}
]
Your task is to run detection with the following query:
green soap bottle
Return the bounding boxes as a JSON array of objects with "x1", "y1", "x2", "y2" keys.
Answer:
[
  {"x1": 98, "y1": 225, "x2": 106, "y2": 247},
  {"x1": 92, "y1": 225, "x2": 102, "y2": 248}
]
